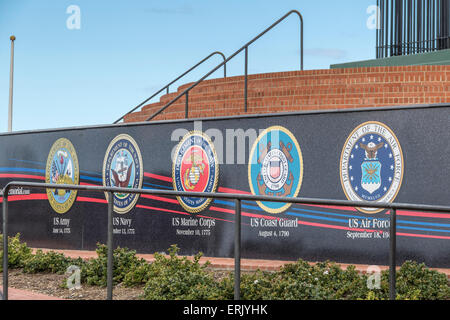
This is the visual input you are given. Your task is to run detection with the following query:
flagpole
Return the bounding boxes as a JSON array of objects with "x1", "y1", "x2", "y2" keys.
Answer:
[{"x1": 8, "y1": 35, "x2": 15, "y2": 132}]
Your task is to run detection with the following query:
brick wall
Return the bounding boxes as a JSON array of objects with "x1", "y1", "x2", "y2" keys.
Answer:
[{"x1": 123, "y1": 65, "x2": 450, "y2": 123}]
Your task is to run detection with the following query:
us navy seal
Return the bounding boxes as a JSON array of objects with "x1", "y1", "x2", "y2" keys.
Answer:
[{"x1": 103, "y1": 134, "x2": 143, "y2": 214}]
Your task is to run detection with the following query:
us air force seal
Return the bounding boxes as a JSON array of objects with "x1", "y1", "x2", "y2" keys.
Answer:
[
  {"x1": 103, "y1": 134, "x2": 143, "y2": 214},
  {"x1": 340, "y1": 121, "x2": 404, "y2": 213},
  {"x1": 248, "y1": 126, "x2": 303, "y2": 214},
  {"x1": 45, "y1": 138, "x2": 80, "y2": 214},
  {"x1": 172, "y1": 131, "x2": 219, "y2": 213}
]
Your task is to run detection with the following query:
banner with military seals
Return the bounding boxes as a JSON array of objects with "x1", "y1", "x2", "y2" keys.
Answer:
[
  {"x1": 1, "y1": 105, "x2": 449, "y2": 268},
  {"x1": 340, "y1": 121, "x2": 404, "y2": 213},
  {"x1": 45, "y1": 138, "x2": 80, "y2": 214},
  {"x1": 172, "y1": 131, "x2": 219, "y2": 213},
  {"x1": 103, "y1": 134, "x2": 143, "y2": 214},
  {"x1": 248, "y1": 126, "x2": 304, "y2": 213}
]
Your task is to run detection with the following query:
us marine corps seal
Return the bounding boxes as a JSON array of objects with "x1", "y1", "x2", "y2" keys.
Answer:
[
  {"x1": 340, "y1": 121, "x2": 404, "y2": 213},
  {"x1": 172, "y1": 131, "x2": 219, "y2": 213},
  {"x1": 103, "y1": 134, "x2": 143, "y2": 214},
  {"x1": 248, "y1": 126, "x2": 303, "y2": 214},
  {"x1": 45, "y1": 138, "x2": 80, "y2": 214}
]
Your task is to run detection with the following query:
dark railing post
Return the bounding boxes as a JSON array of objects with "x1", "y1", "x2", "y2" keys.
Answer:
[
  {"x1": 107, "y1": 191, "x2": 114, "y2": 300},
  {"x1": 185, "y1": 92, "x2": 189, "y2": 119},
  {"x1": 234, "y1": 198, "x2": 241, "y2": 300},
  {"x1": 2, "y1": 191, "x2": 8, "y2": 300},
  {"x1": 244, "y1": 46, "x2": 248, "y2": 113},
  {"x1": 389, "y1": 208, "x2": 397, "y2": 300}
]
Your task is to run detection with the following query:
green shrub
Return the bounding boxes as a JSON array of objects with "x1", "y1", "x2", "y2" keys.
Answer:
[
  {"x1": 22, "y1": 249, "x2": 83, "y2": 274},
  {"x1": 123, "y1": 262, "x2": 152, "y2": 287},
  {"x1": 1, "y1": 234, "x2": 448, "y2": 300},
  {"x1": 80, "y1": 243, "x2": 150, "y2": 287},
  {"x1": 396, "y1": 261, "x2": 450, "y2": 300},
  {"x1": 213, "y1": 260, "x2": 371, "y2": 300},
  {"x1": 211, "y1": 259, "x2": 449, "y2": 301},
  {"x1": 0, "y1": 233, "x2": 33, "y2": 271},
  {"x1": 274, "y1": 260, "x2": 370, "y2": 300},
  {"x1": 367, "y1": 260, "x2": 450, "y2": 300},
  {"x1": 214, "y1": 271, "x2": 277, "y2": 300},
  {"x1": 142, "y1": 245, "x2": 217, "y2": 300}
]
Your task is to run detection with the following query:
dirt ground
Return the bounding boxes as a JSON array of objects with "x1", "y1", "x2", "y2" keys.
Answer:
[
  {"x1": 1, "y1": 269, "x2": 145, "y2": 300},
  {"x1": 0, "y1": 268, "x2": 231, "y2": 300}
]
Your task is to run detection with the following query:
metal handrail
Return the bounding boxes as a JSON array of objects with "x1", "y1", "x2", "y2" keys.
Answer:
[
  {"x1": 145, "y1": 9, "x2": 304, "y2": 121},
  {"x1": 4, "y1": 180, "x2": 448, "y2": 300},
  {"x1": 113, "y1": 51, "x2": 227, "y2": 124}
]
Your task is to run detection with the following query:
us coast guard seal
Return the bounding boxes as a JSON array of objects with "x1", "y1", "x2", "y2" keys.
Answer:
[
  {"x1": 248, "y1": 126, "x2": 303, "y2": 214},
  {"x1": 103, "y1": 134, "x2": 143, "y2": 214},
  {"x1": 172, "y1": 131, "x2": 219, "y2": 213},
  {"x1": 340, "y1": 121, "x2": 404, "y2": 213},
  {"x1": 45, "y1": 138, "x2": 79, "y2": 214}
]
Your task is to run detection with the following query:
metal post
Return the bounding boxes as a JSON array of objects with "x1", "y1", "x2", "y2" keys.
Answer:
[
  {"x1": 106, "y1": 191, "x2": 114, "y2": 300},
  {"x1": 377, "y1": 0, "x2": 380, "y2": 58},
  {"x1": 8, "y1": 36, "x2": 15, "y2": 132},
  {"x1": 391, "y1": 0, "x2": 394, "y2": 55},
  {"x1": 385, "y1": 0, "x2": 389, "y2": 57},
  {"x1": 300, "y1": 14, "x2": 303, "y2": 71},
  {"x1": 244, "y1": 46, "x2": 248, "y2": 113},
  {"x1": 2, "y1": 192, "x2": 9, "y2": 300},
  {"x1": 234, "y1": 199, "x2": 241, "y2": 300},
  {"x1": 396, "y1": 0, "x2": 403, "y2": 55},
  {"x1": 389, "y1": 208, "x2": 397, "y2": 300},
  {"x1": 185, "y1": 92, "x2": 189, "y2": 119}
]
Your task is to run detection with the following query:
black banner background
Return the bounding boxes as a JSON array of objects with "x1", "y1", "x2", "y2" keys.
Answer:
[{"x1": 0, "y1": 105, "x2": 449, "y2": 267}]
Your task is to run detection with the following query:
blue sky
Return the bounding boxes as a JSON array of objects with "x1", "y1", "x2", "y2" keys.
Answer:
[{"x1": 0, "y1": 0, "x2": 376, "y2": 132}]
